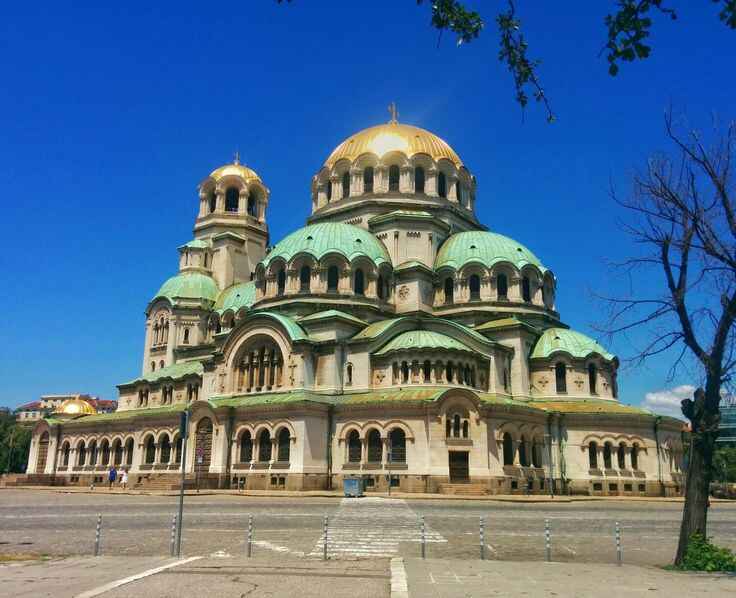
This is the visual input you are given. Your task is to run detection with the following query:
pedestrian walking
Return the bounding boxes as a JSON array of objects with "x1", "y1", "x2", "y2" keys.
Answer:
[
  {"x1": 108, "y1": 465, "x2": 117, "y2": 490},
  {"x1": 120, "y1": 469, "x2": 128, "y2": 490}
]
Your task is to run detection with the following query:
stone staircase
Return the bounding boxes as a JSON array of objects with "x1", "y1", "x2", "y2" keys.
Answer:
[{"x1": 438, "y1": 483, "x2": 487, "y2": 496}]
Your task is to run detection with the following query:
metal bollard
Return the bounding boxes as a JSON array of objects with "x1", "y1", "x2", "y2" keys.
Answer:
[
  {"x1": 615, "y1": 521, "x2": 622, "y2": 566},
  {"x1": 544, "y1": 518, "x2": 551, "y2": 562},
  {"x1": 247, "y1": 514, "x2": 253, "y2": 558},
  {"x1": 94, "y1": 514, "x2": 102, "y2": 556},
  {"x1": 480, "y1": 517, "x2": 485, "y2": 560},
  {"x1": 421, "y1": 516, "x2": 426, "y2": 559},
  {"x1": 323, "y1": 515, "x2": 329, "y2": 561},
  {"x1": 170, "y1": 515, "x2": 177, "y2": 557}
]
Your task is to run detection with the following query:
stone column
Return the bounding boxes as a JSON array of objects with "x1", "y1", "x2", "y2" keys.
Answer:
[
  {"x1": 427, "y1": 168, "x2": 438, "y2": 196},
  {"x1": 399, "y1": 166, "x2": 412, "y2": 193},
  {"x1": 448, "y1": 175, "x2": 459, "y2": 202},
  {"x1": 350, "y1": 168, "x2": 362, "y2": 196}
]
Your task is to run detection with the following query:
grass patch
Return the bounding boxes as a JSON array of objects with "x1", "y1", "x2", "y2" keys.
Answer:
[{"x1": 673, "y1": 534, "x2": 736, "y2": 572}]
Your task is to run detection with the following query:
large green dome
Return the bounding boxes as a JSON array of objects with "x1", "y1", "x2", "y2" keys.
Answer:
[
  {"x1": 435, "y1": 231, "x2": 547, "y2": 273},
  {"x1": 261, "y1": 222, "x2": 391, "y2": 268},
  {"x1": 531, "y1": 327, "x2": 615, "y2": 361},
  {"x1": 153, "y1": 272, "x2": 219, "y2": 306}
]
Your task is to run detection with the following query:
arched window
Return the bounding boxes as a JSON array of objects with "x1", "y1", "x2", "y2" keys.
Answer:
[
  {"x1": 377, "y1": 275, "x2": 385, "y2": 299},
  {"x1": 89, "y1": 440, "x2": 98, "y2": 466},
  {"x1": 354, "y1": 269, "x2": 365, "y2": 295},
  {"x1": 125, "y1": 438, "x2": 134, "y2": 466},
  {"x1": 144, "y1": 436, "x2": 156, "y2": 464},
  {"x1": 258, "y1": 430, "x2": 272, "y2": 462},
  {"x1": 78, "y1": 441, "x2": 87, "y2": 466},
  {"x1": 388, "y1": 428, "x2": 406, "y2": 463},
  {"x1": 174, "y1": 436, "x2": 182, "y2": 464},
  {"x1": 342, "y1": 171, "x2": 350, "y2": 198},
  {"x1": 401, "y1": 361, "x2": 409, "y2": 384},
  {"x1": 496, "y1": 273, "x2": 508, "y2": 299},
  {"x1": 415, "y1": 166, "x2": 425, "y2": 193},
  {"x1": 502, "y1": 433, "x2": 514, "y2": 466},
  {"x1": 277, "y1": 428, "x2": 290, "y2": 462},
  {"x1": 347, "y1": 430, "x2": 361, "y2": 463},
  {"x1": 367, "y1": 430, "x2": 382, "y2": 463},
  {"x1": 208, "y1": 191, "x2": 216, "y2": 213},
  {"x1": 277, "y1": 268, "x2": 286, "y2": 296},
  {"x1": 469, "y1": 274, "x2": 481, "y2": 301},
  {"x1": 100, "y1": 440, "x2": 110, "y2": 466},
  {"x1": 438, "y1": 171, "x2": 447, "y2": 198},
  {"x1": 444, "y1": 277, "x2": 454, "y2": 304},
  {"x1": 631, "y1": 444, "x2": 639, "y2": 470},
  {"x1": 363, "y1": 167, "x2": 374, "y2": 193},
  {"x1": 159, "y1": 360, "x2": 164, "y2": 370},
  {"x1": 588, "y1": 363, "x2": 597, "y2": 394},
  {"x1": 555, "y1": 363, "x2": 567, "y2": 393},
  {"x1": 299, "y1": 265, "x2": 311, "y2": 292},
  {"x1": 388, "y1": 165, "x2": 400, "y2": 191},
  {"x1": 452, "y1": 414, "x2": 461, "y2": 438},
  {"x1": 112, "y1": 440, "x2": 122, "y2": 466},
  {"x1": 603, "y1": 442, "x2": 613, "y2": 470},
  {"x1": 151, "y1": 361, "x2": 156, "y2": 372},
  {"x1": 160, "y1": 434, "x2": 171, "y2": 463},
  {"x1": 327, "y1": 265, "x2": 339, "y2": 292},
  {"x1": 445, "y1": 361, "x2": 453, "y2": 383},
  {"x1": 423, "y1": 360, "x2": 431, "y2": 383},
  {"x1": 326, "y1": 180, "x2": 332, "y2": 202},
  {"x1": 589, "y1": 441, "x2": 598, "y2": 469},
  {"x1": 247, "y1": 194, "x2": 258, "y2": 217},
  {"x1": 346, "y1": 363, "x2": 353, "y2": 385},
  {"x1": 522, "y1": 276, "x2": 531, "y2": 302},
  {"x1": 618, "y1": 442, "x2": 626, "y2": 469},
  {"x1": 183, "y1": 328, "x2": 190, "y2": 344},
  {"x1": 532, "y1": 440, "x2": 542, "y2": 468},
  {"x1": 518, "y1": 436, "x2": 529, "y2": 466},
  {"x1": 62, "y1": 442, "x2": 70, "y2": 467},
  {"x1": 445, "y1": 417, "x2": 452, "y2": 437},
  {"x1": 462, "y1": 420, "x2": 469, "y2": 438},
  {"x1": 225, "y1": 187, "x2": 239, "y2": 212},
  {"x1": 240, "y1": 431, "x2": 253, "y2": 463}
]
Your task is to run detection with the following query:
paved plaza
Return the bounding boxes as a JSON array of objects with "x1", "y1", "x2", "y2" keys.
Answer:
[{"x1": 1, "y1": 489, "x2": 735, "y2": 596}]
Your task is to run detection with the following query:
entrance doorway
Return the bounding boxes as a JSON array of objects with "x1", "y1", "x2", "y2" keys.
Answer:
[{"x1": 449, "y1": 451, "x2": 469, "y2": 483}]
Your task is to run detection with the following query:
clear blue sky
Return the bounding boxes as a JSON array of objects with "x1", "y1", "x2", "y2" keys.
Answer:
[{"x1": 1, "y1": 1, "x2": 733, "y2": 412}]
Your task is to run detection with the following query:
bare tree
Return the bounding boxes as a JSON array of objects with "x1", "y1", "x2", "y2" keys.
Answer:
[{"x1": 601, "y1": 112, "x2": 736, "y2": 564}]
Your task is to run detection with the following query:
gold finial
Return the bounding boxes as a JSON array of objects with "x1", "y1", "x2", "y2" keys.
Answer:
[
  {"x1": 233, "y1": 150, "x2": 240, "y2": 165},
  {"x1": 388, "y1": 102, "x2": 398, "y2": 124}
]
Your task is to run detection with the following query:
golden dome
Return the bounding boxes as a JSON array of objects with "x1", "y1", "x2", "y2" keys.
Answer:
[
  {"x1": 55, "y1": 397, "x2": 97, "y2": 416},
  {"x1": 324, "y1": 122, "x2": 463, "y2": 169},
  {"x1": 207, "y1": 156, "x2": 262, "y2": 184}
]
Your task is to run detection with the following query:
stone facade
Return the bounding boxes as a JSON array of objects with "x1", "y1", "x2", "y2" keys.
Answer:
[{"x1": 25, "y1": 117, "x2": 684, "y2": 496}]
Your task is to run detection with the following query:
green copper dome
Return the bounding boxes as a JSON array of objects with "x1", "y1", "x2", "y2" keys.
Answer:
[
  {"x1": 435, "y1": 231, "x2": 547, "y2": 273},
  {"x1": 531, "y1": 327, "x2": 615, "y2": 361},
  {"x1": 261, "y1": 223, "x2": 391, "y2": 269},
  {"x1": 154, "y1": 272, "x2": 219, "y2": 305},
  {"x1": 375, "y1": 330, "x2": 473, "y2": 356},
  {"x1": 215, "y1": 281, "x2": 257, "y2": 314}
]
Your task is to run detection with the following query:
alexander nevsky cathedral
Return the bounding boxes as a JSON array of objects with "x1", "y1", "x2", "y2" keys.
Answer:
[{"x1": 26, "y1": 109, "x2": 685, "y2": 496}]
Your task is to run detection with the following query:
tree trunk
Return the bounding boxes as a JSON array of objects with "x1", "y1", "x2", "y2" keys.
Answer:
[{"x1": 674, "y1": 385, "x2": 721, "y2": 566}]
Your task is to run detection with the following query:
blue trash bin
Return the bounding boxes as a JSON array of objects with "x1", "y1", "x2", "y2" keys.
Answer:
[{"x1": 343, "y1": 477, "x2": 363, "y2": 498}]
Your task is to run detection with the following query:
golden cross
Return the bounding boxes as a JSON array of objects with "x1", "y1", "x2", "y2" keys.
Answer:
[
  {"x1": 233, "y1": 150, "x2": 240, "y2": 165},
  {"x1": 388, "y1": 102, "x2": 398, "y2": 124}
]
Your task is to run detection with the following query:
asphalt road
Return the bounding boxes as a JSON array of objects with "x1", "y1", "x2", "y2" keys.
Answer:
[{"x1": 1, "y1": 490, "x2": 735, "y2": 568}]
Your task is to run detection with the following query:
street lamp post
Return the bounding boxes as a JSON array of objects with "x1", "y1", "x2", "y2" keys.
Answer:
[{"x1": 175, "y1": 410, "x2": 190, "y2": 557}]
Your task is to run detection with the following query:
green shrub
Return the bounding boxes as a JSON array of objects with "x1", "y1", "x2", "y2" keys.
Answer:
[{"x1": 678, "y1": 534, "x2": 736, "y2": 572}]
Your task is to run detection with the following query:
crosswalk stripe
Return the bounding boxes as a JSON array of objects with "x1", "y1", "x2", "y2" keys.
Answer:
[{"x1": 308, "y1": 497, "x2": 446, "y2": 558}]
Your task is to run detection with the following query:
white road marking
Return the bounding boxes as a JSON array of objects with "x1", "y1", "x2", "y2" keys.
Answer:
[
  {"x1": 309, "y1": 497, "x2": 446, "y2": 558},
  {"x1": 74, "y1": 556, "x2": 202, "y2": 598},
  {"x1": 252, "y1": 540, "x2": 305, "y2": 557},
  {"x1": 390, "y1": 557, "x2": 409, "y2": 598}
]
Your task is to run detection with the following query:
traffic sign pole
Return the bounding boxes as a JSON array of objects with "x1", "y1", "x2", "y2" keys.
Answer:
[{"x1": 175, "y1": 410, "x2": 189, "y2": 557}]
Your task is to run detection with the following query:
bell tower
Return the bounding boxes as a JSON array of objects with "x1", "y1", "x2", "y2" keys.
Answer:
[{"x1": 194, "y1": 156, "x2": 270, "y2": 289}]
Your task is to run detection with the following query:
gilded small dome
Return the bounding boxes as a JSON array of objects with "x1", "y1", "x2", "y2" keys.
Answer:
[
  {"x1": 55, "y1": 397, "x2": 97, "y2": 416},
  {"x1": 324, "y1": 122, "x2": 463, "y2": 169},
  {"x1": 206, "y1": 158, "x2": 262, "y2": 184}
]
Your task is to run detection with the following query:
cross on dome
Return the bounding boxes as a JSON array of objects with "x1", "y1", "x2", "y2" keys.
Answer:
[
  {"x1": 388, "y1": 102, "x2": 399, "y2": 124},
  {"x1": 233, "y1": 150, "x2": 240, "y2": 165}
]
